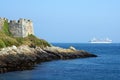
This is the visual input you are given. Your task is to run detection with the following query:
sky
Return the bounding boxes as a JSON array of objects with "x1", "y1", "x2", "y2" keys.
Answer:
[{"x1": 0, "y1": 0, "x2": 120, "y2": 43}]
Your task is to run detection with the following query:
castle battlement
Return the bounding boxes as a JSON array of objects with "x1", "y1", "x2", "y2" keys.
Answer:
[
  {"x1": 9, "y1": 18, "x2": 32, "y2": 24},
  {"x1": 9, "y1": 20, "x2": 17, "y2": 24},
  {"x1": 0, "y1": 17, "x2": 34, "y2": 37}
]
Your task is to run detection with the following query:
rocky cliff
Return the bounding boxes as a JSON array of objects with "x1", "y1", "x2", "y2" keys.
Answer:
[{"x1": 0, "y1": 45, "x2": 97, "y2": 73}]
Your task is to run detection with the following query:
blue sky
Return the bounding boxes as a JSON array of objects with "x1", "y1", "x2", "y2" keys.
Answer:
[{"x1": 0, "y1": 0, "x2": 120, "y2": 43}]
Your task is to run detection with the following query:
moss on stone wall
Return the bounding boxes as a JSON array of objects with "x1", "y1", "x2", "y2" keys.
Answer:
[{"x1": 3, "y1": 20, "x2": 11, "y2": 36}]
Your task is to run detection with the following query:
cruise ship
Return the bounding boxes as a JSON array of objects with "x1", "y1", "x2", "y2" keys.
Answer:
[{"x1": 89, "y1": 38, "x2": 112, "y2": 43}]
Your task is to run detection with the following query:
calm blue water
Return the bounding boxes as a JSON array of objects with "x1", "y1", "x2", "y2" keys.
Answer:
[{"x1": 0, "y1": 43, "x2": 120, "y2": 80}]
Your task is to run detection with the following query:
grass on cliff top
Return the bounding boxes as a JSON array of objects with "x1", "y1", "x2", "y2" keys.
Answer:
[
  {"x1": 0, "y1": 20, "x2": 51, "y2": 48},
  {"x1": 15, "y1": 35, "x2": 51, "y2": 48},
  {"x1": 0, "y1": 34, "x2": 51, "y2": 48}
]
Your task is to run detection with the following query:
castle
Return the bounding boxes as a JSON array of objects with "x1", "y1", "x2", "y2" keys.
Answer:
[{"x1": 0, "y1": 17, "x2": 34, "y2": 37}]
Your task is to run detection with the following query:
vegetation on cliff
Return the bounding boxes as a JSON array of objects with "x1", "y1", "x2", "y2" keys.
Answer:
[{"x1": 0, "y1": 20, "x2": 51, "y2": 48}]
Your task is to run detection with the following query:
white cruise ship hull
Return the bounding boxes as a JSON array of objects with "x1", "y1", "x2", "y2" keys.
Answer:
[{"x1": 90, "y1": 41, "x2": 112, "y2": 44}]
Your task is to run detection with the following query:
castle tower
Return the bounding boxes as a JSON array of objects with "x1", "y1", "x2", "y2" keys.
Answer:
[
  {"x1": 9, "y1": 18, "x2": 34, "y2": 37},
  {"x1": 9, "y1": 20, "x2": 23, "y2": 37}
]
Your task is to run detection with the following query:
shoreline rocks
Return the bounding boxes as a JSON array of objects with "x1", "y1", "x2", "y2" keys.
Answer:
[{"x1": 0, "y1": 45, "x2": 97, "y2": 73}]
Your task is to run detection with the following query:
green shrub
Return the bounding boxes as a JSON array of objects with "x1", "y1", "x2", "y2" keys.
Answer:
[
  {"x1": 0, "y1": 39, "x2": 6, "y2": 48},
  {"x1": 2, "y1": 37, "x2": 19, "y2": 47},
  {"x1": 15, "y1": 37, "x2": 24, "y2": 44},
  {"x1": 23, "y1": 35, "x2": 51, "y2": 48}
]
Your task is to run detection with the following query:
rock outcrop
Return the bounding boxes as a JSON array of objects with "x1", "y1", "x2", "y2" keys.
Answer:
[{"x1": 0, "y1": 45, "x2": 97, "y2": 73}]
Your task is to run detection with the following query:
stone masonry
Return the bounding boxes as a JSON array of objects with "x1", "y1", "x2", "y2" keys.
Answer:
[
  {"x1": 0, "y1": 17, "x2": 34, "y2": 37},
  {"x1": 0, "y1": 17, "x2": 7, "y2": 30}
]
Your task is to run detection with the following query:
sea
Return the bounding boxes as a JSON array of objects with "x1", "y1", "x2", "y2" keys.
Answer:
[{"x1": 0, "y1": 43, "x2": 120, "y2": 80}]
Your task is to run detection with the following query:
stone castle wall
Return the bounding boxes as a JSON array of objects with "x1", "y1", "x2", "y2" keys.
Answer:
[
  {"x1": 0, "y1": 17, "x2": 34, "y2": 37},
  {"x1": 0, "y1": 17, "x2": 7, "y2": 30}
]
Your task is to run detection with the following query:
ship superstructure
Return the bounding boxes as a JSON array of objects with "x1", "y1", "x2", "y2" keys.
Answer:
[{"x1": 89, "y1": 38, "x2": 112, "y2": 43}]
